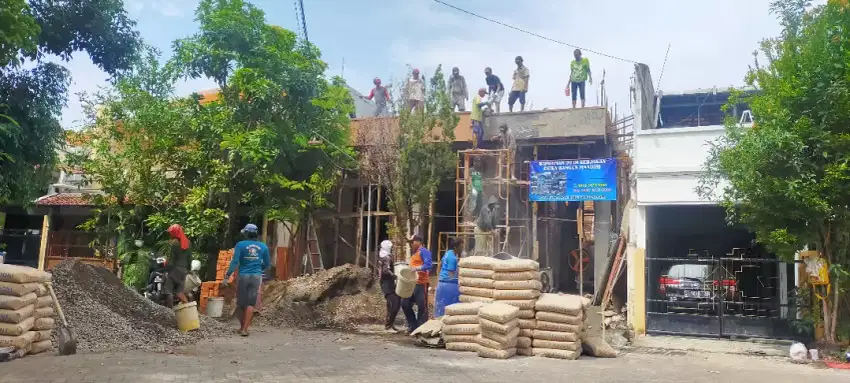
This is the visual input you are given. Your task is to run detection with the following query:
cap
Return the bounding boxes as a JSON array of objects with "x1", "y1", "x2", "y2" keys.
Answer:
[
  {"x1": 241, "y1": 223, "x2": 259, "y2": 234},
  {"x1": 407, "y1": 234, "x2": 423, "y2": 243}
]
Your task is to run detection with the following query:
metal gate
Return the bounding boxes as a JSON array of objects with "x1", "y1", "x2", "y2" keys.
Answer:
[
  {"x1": 646, "y1": 249, "x2": 797, "y2": 339},
  {"x1": 0, "y1": 229, "x2": 41, "y2": 267}
]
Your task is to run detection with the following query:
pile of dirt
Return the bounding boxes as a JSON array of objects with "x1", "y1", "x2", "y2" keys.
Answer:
[
  {"x1": 51, "y1": 260, "x2": 230, "y2": 352},
  {"x1": 256, "y1": 264, "x2": 384, "y2": 330}
]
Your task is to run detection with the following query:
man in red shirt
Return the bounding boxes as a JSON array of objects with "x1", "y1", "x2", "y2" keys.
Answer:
[{"x1": 402, "y1": 234, "x2": 432, "y2": 333}]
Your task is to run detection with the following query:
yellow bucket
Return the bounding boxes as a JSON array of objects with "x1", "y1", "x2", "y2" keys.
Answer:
[{"x1": 174, "y1": 301, "x2": 201, "y2": 332}]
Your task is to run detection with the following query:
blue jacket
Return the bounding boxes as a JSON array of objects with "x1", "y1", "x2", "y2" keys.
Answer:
[{"x1": 226, "y1": 240, "x2": 271, "y2": 278}]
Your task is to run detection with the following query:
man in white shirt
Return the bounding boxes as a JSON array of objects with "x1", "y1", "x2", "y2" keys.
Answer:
[{"x1": 406, "y1": 68, "x2": 425, "y2": 113}]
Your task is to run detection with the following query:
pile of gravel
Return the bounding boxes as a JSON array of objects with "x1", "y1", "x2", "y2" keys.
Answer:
[{"x1": 51, "y1": 260, "x2": 230, "y2": 353}]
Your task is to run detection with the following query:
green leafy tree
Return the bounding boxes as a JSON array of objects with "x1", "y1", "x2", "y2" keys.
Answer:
[
  {"x1": 0, "y1": 0, "x2": 141, "y2": 206},
  {"x1": 699, "y1": 0, "x2": 850, "y2": 343}
]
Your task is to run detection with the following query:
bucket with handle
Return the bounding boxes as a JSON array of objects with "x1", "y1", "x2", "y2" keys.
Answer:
[
  {"x1": 206, "y1": 297, "x2": 224, "y2": 318},
  {"x1": 395, "y1": 266, "x2": 417, "y2": 298}
]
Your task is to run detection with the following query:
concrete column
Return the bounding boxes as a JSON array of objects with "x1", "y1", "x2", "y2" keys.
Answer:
[{"x1": 593, "y1": 201, "x2": 612, "y2": 293}]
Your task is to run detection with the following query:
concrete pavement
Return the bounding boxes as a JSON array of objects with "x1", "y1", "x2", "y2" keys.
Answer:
[{"x1": 2, "y1": 327, "x2": 846, "y2": 382}]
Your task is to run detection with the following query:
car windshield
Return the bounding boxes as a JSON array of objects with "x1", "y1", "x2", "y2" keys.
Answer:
[{"x1": 666, "y1": 264, "x2": 710, "y2": 280}]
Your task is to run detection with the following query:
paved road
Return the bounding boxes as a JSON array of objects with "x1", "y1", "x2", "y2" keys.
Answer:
[{"x1": 2, "y1": 327, "x2": 846, "y2": 382}]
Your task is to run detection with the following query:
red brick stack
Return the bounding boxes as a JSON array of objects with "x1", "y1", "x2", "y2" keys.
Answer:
[{"x1": 199, "y1": 249, "x2": 234, "y2": 313}]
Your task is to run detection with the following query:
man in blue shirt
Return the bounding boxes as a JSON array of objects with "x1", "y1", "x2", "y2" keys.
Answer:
[
  {"x1": 223, "y1": 223, "x2": 270, "y2": 336},
  {"x1": 434, "y1": 237, "x2": 460, "y2": 317}
]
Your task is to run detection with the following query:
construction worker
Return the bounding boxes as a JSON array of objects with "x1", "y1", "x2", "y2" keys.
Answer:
[
  {"x1": 434, "y1": 237, "x2": 461, "y2": 317},
  {"x1": 164, "y1": 224, "x2": 191, "y2": 308},
  {"x1": 509, "y1": 56, "x2": 530, "y2": 112},
  {"x1": 569, "y1": 49, "x2": 592, "y2": 108},
  {"x1": 405, "y1": 68, "x2": 425, "y2": 113},
  {"x1": 223, "y1": 224, "x2": 270, "y2": 337},
  {"x1": 402, "y1": 234, "x2": 431, "y2": 333},
  {"x1": 377, "y1": 239, "x2": 401, "y2": 331},
  {"x1": 364, "y1": 77, "x2": 391, "y2": 116},
  {"x1": 448, "y1": 67, "x2": 468, "y2": 112},
  {"x1": 484, "y1": 67, "x2": 505, "y2": 113},
  {"x1": 470, "y1": 87, "x2": 488, "y2": 149}
]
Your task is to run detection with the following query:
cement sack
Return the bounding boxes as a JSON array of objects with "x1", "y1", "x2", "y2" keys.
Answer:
[
  {"x1": 518, "y1": 318, "x2": 536, "y2": 329},
  {"x1": 459, "y1": 295, "x2": 494, "y2": 304},
  {"x1": 478, "y1": 302, "x2": 519, "y2": 323},
  {"x1": 0, "y1": 292, "x2": 37, "y2": 310},
  {"x1": 0, "y1": 282, "x2": 40, "y2": 297},
  {"x1": 517, "y1": 347, "x2": 533, "y2": 356},
  {"x1": 479, "y1": 318, "x2": 518, "y2": 334},
  {"x1": 535, "y1": 310, "x2": 583, "y2": 325},
  {"x1": 0, "y1": 265, "x2": 51, "y2": 284},
  {"x1": 445, "y1": 302, "x2": 485, "y2": 316},
  {"x1": 459, "y1": 286, "x2": 494, "y2": 298},
  {"x1": 492, "y1": 271, "x2": 539, "y2": 281},
  {"x1": 459, "y1": 268, "x2": 495, "y2": 279},
  {"x1": 477, "y1": 345, "x2": 516, "y2": 359},
  {"x1": 458, "y1": 256, "x2": 497, "y2": 270},
  {"x1": 519, "y1": 328, "x2": 533, "y2": 338},
  {"x1": 492, "y1": 258, "x2": 539, "y2": 272},
  {"x1": 533, "y1": 329, "x2": 580, "y2": 342},
  {"x1": 533, "y1": 339, "x2": 581, "y2": 352},
  {"x1": 516, "y1": 336, "x2": 532, "y2": 349},
  {"x1": 458, "y1": 277, "x2": 494, "y2": 289},
  {"x1": 0, "y1": 316, "x2": 34, "y2": 336},
  {"x1": 0, "y1": 304, "x2": 34, "y2": 324},
  {"x1": 495, "y1": 299, "x2": 536, "y2": 310},
  {"x1": 34, "y1": 306, "x2": 54, "y2": 319},
  {"x1": 535, "y1": 320, "x2": 582, "y2": 333},
  {"x1": 480, "y1": 327, "x2": 520, "y2": 345},
  {"x1": 535, "y1": 294, "x2": 587, "y2": 316},
  {"x1": 581, "y1": 334, "x2": 618, "y2": 358},
  {"x1": 0, "y1": 330, "x2": 36, "y2": 349},
  {"x1": 517, "y1": 309, "x2": 535, "y2": 319},
  {"x1": 35, "y1": 295, "x2": 53, "y2": 309},
  {"x1": 493, "y1": 279, "x2": 542, "y2": 291},
  {"x1": 446, "y1": 342, "x2": 479, "y2": 353},
  {"x1": 32, "y1": 329, "x2": 52, "y2": 342},
  {"x1": 532, "y1": 347, "x2": 579, "y2": 360},
  {"x1": 27, "y1": 340, "x2": 52, "y2": 355},
  {"x1": 34, "y1": 283, "x2": 48, "y2": 297},
  {"x1": 492, "y1": 289, "x2": 540, "y2": 300},
  {"x1": 442, "y1": 323, "x2": 480, "y2": 335},
  {"x1": 32, "y1": 317, "x2": 54, "y2": 331},
  {"x1": 476, "y1": 333, "x2": 517, "y2": 350},
  {"x1": 443, "y1": 334, "x2": 477, "y2": 343},
  {"x1": 443, "y1": 314, "x2": 479, "y2": 325}
]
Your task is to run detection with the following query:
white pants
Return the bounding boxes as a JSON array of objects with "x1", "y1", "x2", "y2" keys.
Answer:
[{"x1": 489, "y1": 89, "x2": 504, "y2": 113}]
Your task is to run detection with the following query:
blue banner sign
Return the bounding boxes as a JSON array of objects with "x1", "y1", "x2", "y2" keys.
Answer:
[{"x1": 529, "y1": 158, "x2": 617, "y2": 202}]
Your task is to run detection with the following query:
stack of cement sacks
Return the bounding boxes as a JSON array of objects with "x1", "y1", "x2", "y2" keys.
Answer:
[
  {"x1": 476, "y1": 302, "x2": 519, "y2": 359},
  {"x1": 532, "y1": 293, "x2": 588, "y2": 360},
  {"x1": 457, "y1": 256, "x2": 497, "y2": 305},
  {"x1": 442, "y1": 302, "x2": 485, "y2": 352},
  {"x1": 0, "y1": 265, "x2": 53, "y2": 359}
]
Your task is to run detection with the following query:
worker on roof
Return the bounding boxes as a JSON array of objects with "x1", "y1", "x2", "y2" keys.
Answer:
[
  {"x1": 470, "y1": 87, "x2": 488, "y2": 149},
  {"x1": 434, "y1": 237, "x2": 461, "y2": 317},
  {"x1": 405, "y1": 68, "x2": 425, "y2": 113},
  {"x1": 364, "y1": 77, "x2": 391, "y2": 117},
  {"x1": 568, "y1": 49, "x2": 593, "y2": 108},
  {"x1": 484, "y1": 67, "x2": 505, "y2": 114},
  {"x1": 509, "y1": 56, "x2": 530, "y2": 112},
  {"x1": 377, "y1": 239, "x2": 401, "y2": 332},
  {"x1": 448, "y1": 67, "x2": 469, "y2": 112},
  {"x1": 402, "y1": 234, "x2": 432, "y2": 333},
  {"x1": 223, "y1": 223, "x2": 270, "y2": 337},
  {"x1": 165, "y1": 224, "x2": 191, "y2": 308}
]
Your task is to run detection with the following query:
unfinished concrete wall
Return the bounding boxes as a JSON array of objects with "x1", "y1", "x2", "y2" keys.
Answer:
[{"x1": 483, "y1": 107, "x2": 608, "y2": 140}]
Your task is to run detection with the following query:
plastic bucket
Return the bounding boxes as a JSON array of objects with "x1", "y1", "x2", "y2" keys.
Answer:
[
  {"x1": 174, "y1": 301, "x2": 201, "y2": 332},
  {"x1": 395, "y1": 266, "x2": 417, "y2": 298},
  {"x1": 206, "y1": 297, "x2": 224, "y2": 318}
]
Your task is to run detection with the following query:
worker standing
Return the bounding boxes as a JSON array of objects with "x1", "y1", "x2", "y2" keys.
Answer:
[
  {"x1": 377, "y1": 240, "x2": 401, "y2": 332},
  {"x1": 402, "y1": 234, "x2": 431, "y2": 333},
  {"x1": 164, "y1": 224, "x2": 191, "y2": 308},
  {"x1": 223, "y1": 224, "x2": 270, "y2": 337},
  {"x1": 364, "y1": 77, "x2": 391, "y2": 116},
  {"x1": 434, "y1": 237, "x2": 461, "y2": 317},
  {"x1": 484, "y1": 67, "x2": 505, "y2": 113},
  {"x1": 448, "y1": 67, "x2": 468, "y2": 112},
  {"x1": 470, "y1": 88, "x2": 488, "y2": 149},
  {"x1": 508, "y1": 56, "x2": 530, "y2": 112},
  {"x1": 568, "y1": 49, "x2": 592, "y2": 108},
  {"x1": 405, "y1": 69, "x2": 425, "y2": 113}
]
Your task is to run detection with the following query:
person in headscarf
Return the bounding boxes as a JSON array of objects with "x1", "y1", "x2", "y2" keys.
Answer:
[
  {"x1": 377, "y1": 240, "x2": 401, "y2": 331},
  {"x1": 434, "y1": 237, "x2": 461, "y2": 317},
  {"x1": 164, "y1": 224, "x2": 191, "y2": 308},
  {"x1": 224, "y1": 224, "x2": 270, "y2": 336}
]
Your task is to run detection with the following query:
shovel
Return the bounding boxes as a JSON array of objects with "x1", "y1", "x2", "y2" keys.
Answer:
[{"x1": 46, "y1": 282, "x2": 78, "y2": 355}]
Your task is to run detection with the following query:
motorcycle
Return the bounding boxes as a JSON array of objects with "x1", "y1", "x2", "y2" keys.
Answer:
[{"x1": 144, "y1": 258, "x2": 202, "y2": 307}]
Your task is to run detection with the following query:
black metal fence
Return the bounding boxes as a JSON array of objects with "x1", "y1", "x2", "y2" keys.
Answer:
[{"x1": 0, "y1": 229, "x2": 41, "y2": 267}]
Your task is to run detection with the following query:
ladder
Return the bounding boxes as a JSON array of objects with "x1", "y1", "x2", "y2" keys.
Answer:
[{"x1": 302, "y1": 216, "x2": 324, "y2": 275}]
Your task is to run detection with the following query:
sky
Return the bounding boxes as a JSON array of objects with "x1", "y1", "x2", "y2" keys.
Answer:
[{"x1": 56, "y1": 0, "x2": 820, "y2": 129}]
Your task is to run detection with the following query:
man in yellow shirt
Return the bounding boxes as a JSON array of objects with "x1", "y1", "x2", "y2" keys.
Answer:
[
  {"x1": 509, "y1": 56, "x2": 529, "y2": 112},
  {"x1": 470, "y1": 88, "x2": 488, "y2": 148},
  {"x1": 569, "y1": 49, "x2": 592, "y2": 108}
]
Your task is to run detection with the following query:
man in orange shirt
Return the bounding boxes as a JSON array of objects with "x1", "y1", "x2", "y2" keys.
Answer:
[{"x1": 402, "y1": 234, "x2": 432, "y2": 333}]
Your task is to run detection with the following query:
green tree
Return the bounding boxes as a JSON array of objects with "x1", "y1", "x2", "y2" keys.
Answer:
[
  {"x1": 0, "y1": 0, "x2": 141, "y2": 206},
  {"x1": 71, "y1": 0, "x2": 353, "y2": 252},
  {"x1": 699, "y1": 0, "x2": 850, "y2": 343}
]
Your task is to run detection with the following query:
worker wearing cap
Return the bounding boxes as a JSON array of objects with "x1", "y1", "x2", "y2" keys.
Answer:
[
  {"x1": 402, "y1": 234, "x2": 432, "y2": 333},
  {"x1": 223, "y1": 223, "x2": 270, "y2": 336}
]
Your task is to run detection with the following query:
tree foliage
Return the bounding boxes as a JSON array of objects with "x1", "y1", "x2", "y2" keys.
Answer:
[
  {"x1": 71, "y1": 0, "x2": 353, "y2": 251},
  {"x1": 699, "y1": 0, "x2": 850, "y2": 342},
  {"x1": 0, "y1": 0, "x2": 141, "y2": 206}
]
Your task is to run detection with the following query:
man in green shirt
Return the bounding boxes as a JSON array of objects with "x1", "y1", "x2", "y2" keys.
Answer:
[{"x1": 568, "y1": 49, "x2": 592, "y2": 108}]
